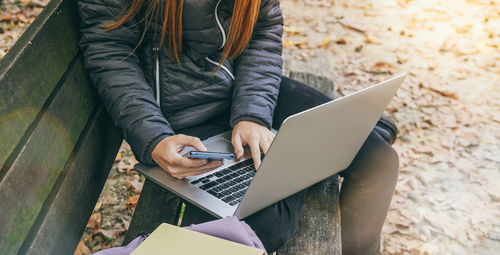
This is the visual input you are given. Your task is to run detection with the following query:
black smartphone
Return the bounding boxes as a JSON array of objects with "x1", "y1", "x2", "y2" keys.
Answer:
[{"x1": 187, "y1": 151, "x2": 235, "y2": 161}]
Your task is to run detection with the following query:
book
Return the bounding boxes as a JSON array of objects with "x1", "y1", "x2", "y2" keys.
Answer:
[{"x1": 131, "y1": 223, "x2": 266, "y2": 255}]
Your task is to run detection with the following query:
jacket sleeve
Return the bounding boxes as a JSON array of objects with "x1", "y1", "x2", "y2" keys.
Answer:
[
  {"x1": 229, "y1": 0, "x2": 283, "y2": 129},
  {"x1": 78, "y1": 0, "x2": 174, "y2": 165}
]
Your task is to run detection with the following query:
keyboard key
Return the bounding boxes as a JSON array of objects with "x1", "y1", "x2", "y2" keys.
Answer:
[
  {"x1": 223, "y1": 175, "x2": 233, "y2": 181},
  {"x1": 242, "y1": 160, "x2": 253, "y2": 166},
  {"x1": 220, "y1": 183, "x2": 230, "y2": 190},
  {"x1": 234, "y1": 178, "x2": 243, "y2": 183},
  {"x1": 229, "y1": 172, "x2": 239, "y2": 178},
  {"x1": 222, "y1": 196, "x2": 236, "y2": 203},
  {"x1": 236, "y1": 170, "x2": 246, "y2": 175},
  {"x1": 235, "y1": 184, "x2": 245, "y2": 190},
  {"x1": 212, "y1": 186, "x2": 223, "y2": 192},
  {"x1": 228, "y1": 163, "x2": 243, "y2": 170},
  {"x1": 220, "y1": 169, "x2": 231, "y2": 175},
  {"x1": 207, "y1": 190, "x2": 218, "y2": 197},
  {"x1": 229, "y1": 187, "x2": 239, "y2": 193},
  {"x1": 243, "y1": 181, "x2": 251, "y2": 186},
  {"x1": 214, "y1": 171, "x2": 224, "y2": 177},
  {"x1": 221, "y1": 190, "x2": 231, "y2": 196},
  {"x1": 190, "y1": 179, "x2": 200, "y2": 185},
  {"x1": 241, "y1": 174, "x2": 251, "y2": 181},
  {"x1": 235, "y1": 191, "x2": 244, "y2": 198},
  {"x1": 216, "y1": 178, "x2": 226, "y2": 184},
  {"x1": 199, "y1": 182, "x2": 217, "y2": 190},
  {"x1": 201, "y1": 178, "x2": 211, "y2": 184},
  {"x1": 229, "y1": 201, "x2": 238, "y2": 206}
]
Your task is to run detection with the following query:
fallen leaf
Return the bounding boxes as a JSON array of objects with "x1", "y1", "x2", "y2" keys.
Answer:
[
  {"x1": 86, "y1": 213, "x2": 101, "y2": 229},
  {"x1": 364, "y1": 33, "x2": 380, "y2": 44},
  {"x1": 457, "y1": 132, "x2": 479, "y2": 147},
  {"x1": 94, "y1": 199, "x2": 103, "y2": 212},
  {"x1": 74, "y1": 241, "x2": 91, "y2": 255},
  {"x1": 335, "y1": 38, "x2": 347, "y2": 44},
  {"x1": 427, "y1": 87, "x2": 458, "y2": 99},
  {"x1": 102, "y1": 194, "x2": 119, "y2": 205},
  {"x1": 320, "y1": 36, "x2": 331, "y2": 48},
  {"x1": 363, "y1": 62, "x2": 398, "y2": 74},
  {"x1": 283, "y1": 25, "x2": 303, "y2": 35},
  {"x1": 126, "y1": 195, "x2": 140, "y2": 209},
  {"x1": 125, "y1": 174, "x2": 143, "y2": 193},
  {"x1": 114, "y1": 152, "x2": 122, "y2": 162}
]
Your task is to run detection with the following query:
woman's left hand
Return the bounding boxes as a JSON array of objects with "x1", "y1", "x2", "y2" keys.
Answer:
[{"x1": 232, "y1": 121, "x2": 275, "y2": 169}]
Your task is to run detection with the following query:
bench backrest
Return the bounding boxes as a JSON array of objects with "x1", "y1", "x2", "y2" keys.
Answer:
[{"x1": 0, "y1": 0, "x2": 122, "y2": 254}]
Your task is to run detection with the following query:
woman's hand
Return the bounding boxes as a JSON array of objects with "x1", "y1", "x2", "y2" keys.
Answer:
[
  {"x1": 152, "y1": 134, "x2": 223, "y2": 179},
  {"x1": 232, "y1": 121, "x2": 275, "y2": 169}
]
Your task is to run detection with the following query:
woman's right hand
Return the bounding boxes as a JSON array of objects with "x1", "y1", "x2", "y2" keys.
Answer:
[{"x1": 152, "y1": 134, "x2": 223, "y2": 179}]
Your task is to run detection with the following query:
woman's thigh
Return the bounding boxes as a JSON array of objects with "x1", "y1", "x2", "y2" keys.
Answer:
[{"x1": 272, "y1": 76, "x2": 332, "y2": 129}]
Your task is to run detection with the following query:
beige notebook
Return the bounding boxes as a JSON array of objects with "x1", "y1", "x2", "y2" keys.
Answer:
[{"x1": 131, "y1": 223, "x2": 265, "y2": 255}]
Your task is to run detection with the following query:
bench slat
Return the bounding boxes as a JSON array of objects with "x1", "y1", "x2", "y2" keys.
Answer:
[
  {"x1": 0, "y1": 57, "x2": 99, "y2": 254},
  {"x1": 19, "y1": 107, "x2": 121, "y2": 255},
  {"x1": 277, "y1": 177, "x2": 341, "y2": 255},
  {"x1": 0, "y1": 0, "x2": 79, "y2": 170},
  {"x1": 124, "y1": 179, "x2": 182, "y2": 243}
]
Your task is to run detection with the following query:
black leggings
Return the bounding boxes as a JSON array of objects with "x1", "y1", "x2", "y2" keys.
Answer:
[{"x1": 177, "y1": 77, "x2": 399, "y2": 254}]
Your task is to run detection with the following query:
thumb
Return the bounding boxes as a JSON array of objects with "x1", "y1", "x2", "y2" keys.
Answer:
[{"x1": 180, "y1": 135, "x2": 207, "y2": 152}]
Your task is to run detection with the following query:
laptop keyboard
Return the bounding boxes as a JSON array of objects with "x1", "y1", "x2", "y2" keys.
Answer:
[{"x1": 190, "y1": 159, "x2": 256, "y2": 206}]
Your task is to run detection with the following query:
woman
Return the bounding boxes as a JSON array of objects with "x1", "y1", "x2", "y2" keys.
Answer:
[{"x1": 78, "y1": 0, "x2": 399, "y2": 254}]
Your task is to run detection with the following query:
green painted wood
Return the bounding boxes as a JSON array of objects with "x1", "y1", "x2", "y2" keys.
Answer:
[
  {"x1": 124, "y1": 180, "x2": 183, "y2": 244},
  {"x1": 0, "y1": 0, "x2": 80, "y2": 170},
  {"x1": 19, "y1": 107, "x2": 122, "y2": 255},
  {"x1": 0, "y1": 57, "x2": 99, "y2": 254}
]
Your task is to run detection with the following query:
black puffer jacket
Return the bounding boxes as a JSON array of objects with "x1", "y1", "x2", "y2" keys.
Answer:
[{"x1": 78, "y1": 0, "x2": 283, "y2": 164}]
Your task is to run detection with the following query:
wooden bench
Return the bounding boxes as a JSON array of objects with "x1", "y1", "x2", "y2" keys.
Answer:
[
  {"x1": 0, "y1": 0, "x2": 341, "y2": 254},
  {"x1": 0, "y1": 0, "x2": 122, "y2": 254}
]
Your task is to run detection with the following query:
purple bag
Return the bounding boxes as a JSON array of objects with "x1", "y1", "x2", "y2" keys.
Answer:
[{"x1": 92, "y1": 216, "x2": 265, "y2": 255}]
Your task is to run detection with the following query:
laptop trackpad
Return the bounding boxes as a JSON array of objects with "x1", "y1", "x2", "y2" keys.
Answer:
[{"x1": 204, "y1": 138, "x2": 235, "y2": 154}]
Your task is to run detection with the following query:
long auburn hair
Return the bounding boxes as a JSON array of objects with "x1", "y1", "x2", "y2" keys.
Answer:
[{"x1": 104, "y1": 0, "x2": 261, "y2": 66}]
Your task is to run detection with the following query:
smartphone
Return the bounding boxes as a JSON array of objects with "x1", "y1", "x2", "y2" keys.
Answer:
[{"x1": 187, "y1": 151, "x2": 235, "y2": 161}]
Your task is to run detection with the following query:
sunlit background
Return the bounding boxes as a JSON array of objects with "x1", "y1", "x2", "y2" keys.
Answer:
[{"x1": 279, "y1": 0, "x2": 499, "y2": 254}]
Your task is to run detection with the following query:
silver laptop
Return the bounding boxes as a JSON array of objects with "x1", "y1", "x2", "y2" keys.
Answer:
[{"x1": 135, "y1": 73, "x2": 406, "y2": 219}]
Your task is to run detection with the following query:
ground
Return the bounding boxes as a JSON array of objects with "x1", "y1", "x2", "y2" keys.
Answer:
[{"x1": 1, "y1": 0, "x2": 499, "y2": 254}]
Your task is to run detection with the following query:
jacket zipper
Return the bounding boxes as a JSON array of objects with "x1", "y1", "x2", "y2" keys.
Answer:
[
  {"x1": 205, "y1": 57, "x2": 235, "y2": 80},
  {"x1": 215, "y1": 0, "x2": 226, "y2": 49},
  {"x1": 153, "y1": 47, "x2": 160, "y2": 106}
]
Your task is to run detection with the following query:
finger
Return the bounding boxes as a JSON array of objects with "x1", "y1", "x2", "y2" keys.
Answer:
[
  {"x1": 232, "y1": 133, "x2": 244, "y2": 159},
  {"x1": 249, "y1": 138, "x2": 262, "y2": 169},
  {"x1": 178, "y1": 135, "x2": 207, "y2": 152},
  {"x1": 262, "y1": 133, "x2": 275, "y2": 155},
  {"x1": 173, "y1": 155, "x2": 209, "y2": 168},
  {"x1": 261, "y1": 140, "x2": 271, "y2": 155},
  {"x1": 180, "y1": 158, "x2": 223, "y2": 170}
]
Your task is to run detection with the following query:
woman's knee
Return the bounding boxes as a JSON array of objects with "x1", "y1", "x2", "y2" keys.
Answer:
[
  {"x1": 341, "y1": 131, "x2": 400, "y2": 185},
  {"x1": 368, "y1": 132, "x2": 400, "y2": 187}
]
